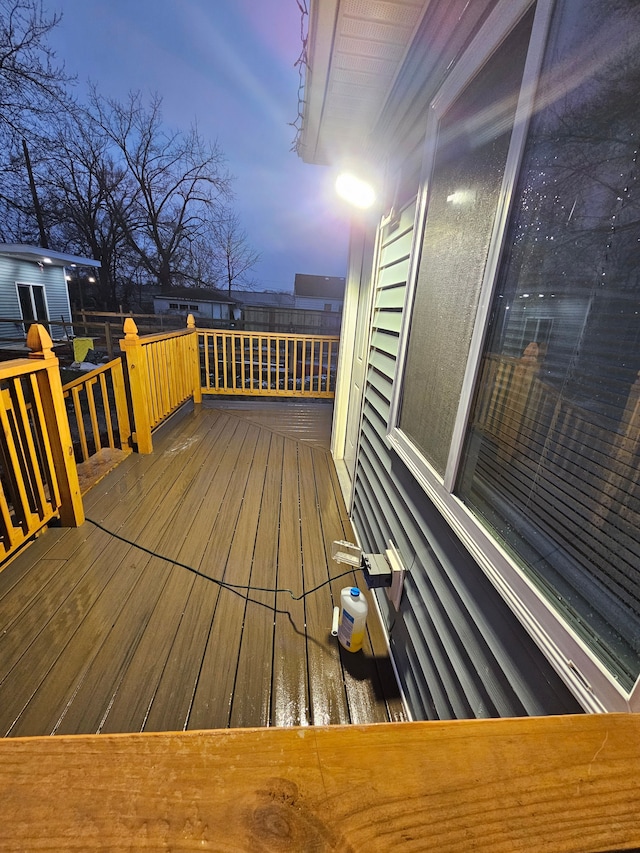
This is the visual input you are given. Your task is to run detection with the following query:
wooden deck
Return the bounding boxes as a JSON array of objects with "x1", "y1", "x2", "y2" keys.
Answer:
[{"x1": 0, "y1": 400, "x2": 405, "y2": 736}]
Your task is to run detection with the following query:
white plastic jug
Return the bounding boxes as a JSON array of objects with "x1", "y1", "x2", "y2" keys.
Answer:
[{"x1": 337, "y1": 587, "x2": 368, "y2": 652}]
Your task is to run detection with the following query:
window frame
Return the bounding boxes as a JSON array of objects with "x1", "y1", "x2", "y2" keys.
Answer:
[
  {"x1": 16, "y1": 281, "x2": 50, "y2": 331},
  {"x1": 386, "y1": 0, "x2": 640, "y2": 712}
]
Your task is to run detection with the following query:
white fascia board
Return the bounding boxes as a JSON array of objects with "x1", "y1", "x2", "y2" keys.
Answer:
[
  {"x1": 299, "y1": 0, "x2": 340, "y2": 164},
  {"x1": 0, "y1": 245, "x2": 101, "y2": 268}
]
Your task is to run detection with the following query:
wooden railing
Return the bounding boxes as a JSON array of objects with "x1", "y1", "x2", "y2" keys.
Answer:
[
  {"x1": 119, "y1": 316, "x2": 201, "y2": 454},
  {"x1": 1, "y1": 713, "x2": 639, "y2": 851},
  {"x1": 62, "y1": 359, "x2": 131, "y2": 465},
  {"x1": 0, "y1": 326, "x2": 83, "y2": 562},
  {"x1": 472, "y1": 351, "x2": 640, "y2": 610},
  {"x1": 0, "y1": 318, "x2": 340, "y2": 562},
  {"x1": 198, "y1": 329, "x2": 339, "y2": 397},
  {"x1": 475, "y1": 352, "x2": 640, "y2": 511}
]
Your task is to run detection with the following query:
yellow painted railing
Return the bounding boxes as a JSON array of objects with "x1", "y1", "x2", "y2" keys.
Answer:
[
  {"x1": 0, "y1": 317, "x2": 341, "y2": 563},
  {"x1": 0, "y1": 326, "x2": 83, "y2": 562},
  {"x1": 119, "y1": 316, "x2": 201, "y2": 453},
  {"x1": 62, "y1": 358, "x2": 131, "y2": 465},
  {"x1": 198, "y1": 329, "x2": 339, "y2": 397}
]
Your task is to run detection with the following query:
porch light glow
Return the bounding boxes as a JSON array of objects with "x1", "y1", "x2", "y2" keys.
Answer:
[{"x1": 335, "y1": 172, "x2": 376, "y2": 209}]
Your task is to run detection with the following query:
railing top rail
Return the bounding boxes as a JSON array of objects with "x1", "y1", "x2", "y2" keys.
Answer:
[
  {"x1": 61, "y1": 357, "x2": 123, "y2": 392},
  {"x1": 0, "y1": 713, "x2": 637, "y2": 851},
  {"x1": 0, "y1": 357, "x2": 48, "y2": 380},
  {"x1": 197, "y1": 328, "x2": 340, "y2": 342},
  {"x1": 120, "y1": 316, "x2": 197, "y2": 346}
]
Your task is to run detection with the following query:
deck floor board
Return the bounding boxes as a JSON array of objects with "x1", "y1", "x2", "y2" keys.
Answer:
[{"x1": 0, "y1": 400, "x2": 405, "y2": 735}]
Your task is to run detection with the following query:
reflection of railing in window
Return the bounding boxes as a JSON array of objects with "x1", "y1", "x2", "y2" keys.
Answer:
[{"x1": 472, "y1": 351, "x2": 640, "y2": 615}]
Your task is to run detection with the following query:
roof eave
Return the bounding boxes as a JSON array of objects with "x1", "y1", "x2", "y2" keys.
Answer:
[{"x1": 0, "y1": 245, "x2": 101, "y2": 268}]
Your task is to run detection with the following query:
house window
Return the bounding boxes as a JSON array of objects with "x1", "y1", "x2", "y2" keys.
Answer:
[
  {"x1": 17, "y1": 283, "x2": 48, "y2": 331},
  {"x1": 179, "y1": 304, "x2": 188, "y2": 310},
  {"x1": 389, "y1": 0, "x2": 640, "y2": 708},
  {"x1": 457, "y1": 0, "x2": 640, "y2": 689},
  {"x1": 169, "y1": 303, "x2": 179, "y2": 309},
  {"x1": 398, "y1": 7, "x2": 535, "y2": 476},
  {"x1": 189, "y1": 305, "x2": 199, "y2": 311}
]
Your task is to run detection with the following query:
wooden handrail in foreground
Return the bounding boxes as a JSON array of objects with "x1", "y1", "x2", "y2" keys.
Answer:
[{"x1": 0, "y1": 713, "x2": 638, "y2": 851}]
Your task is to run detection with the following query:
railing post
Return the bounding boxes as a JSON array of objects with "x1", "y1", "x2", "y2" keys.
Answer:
[
  {"x1": 105, "y1": 321, "x2": 113, "y2": 359},
  {"x1": 187, "y1": 314, "x2": 202, "y2": 405},
  {"x1": 497, "y1": 342, "x2": 540, "y2": 464},
  {"x1": 120, "y1": 318, "x2": 153, "y2": 454},
  {"x1": 27, "y1": 324, "x2": 84, "y2": 527},
  {"x1": 594, "y1": 370, "x2": 640, "y2": 527}
]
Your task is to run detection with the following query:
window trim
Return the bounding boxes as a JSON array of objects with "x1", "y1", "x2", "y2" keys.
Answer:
[
  {"x1": 386, "y1": 0, "x2": 640, "y2": 711},
  {"x1": 16, "y1": 281, "x2": 50, "y2": 328}
]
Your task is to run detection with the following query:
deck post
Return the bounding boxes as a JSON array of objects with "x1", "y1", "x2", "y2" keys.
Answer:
[
  {"x1": 187, "y1": 314, "x2": 202, "y2": 405},
  {"x1": 594, "y1": 369, "x2": 640, "y2": 526},
  {"x1": 120, "y1": 318, "x2": 153, "y2": 454},
  {"x1": 27, "y1": 324, "x2": 84, "y2": 527}
]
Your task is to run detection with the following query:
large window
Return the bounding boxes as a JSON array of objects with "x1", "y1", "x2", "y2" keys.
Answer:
[
  {"x1": 390, "y1": 0, "x2": 640, "y2": 708},
  {"x1": 457, "y1": 0, "x2": 640, "y2": 689},
  {"x1": 399, "y1": 8, "x2": 535, "y2": 476}
]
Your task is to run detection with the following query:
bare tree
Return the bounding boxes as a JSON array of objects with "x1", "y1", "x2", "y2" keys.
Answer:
[
  {"x1": 0, "y1": 0, "x2": 72, "y2": 238},
  {"x1": 35, "y1": 109, "x2": 140, "y2": 308},
  {"x1": 90, "y1": 90, "x2": 232, "y2": 292},
  {"x1": 0, "y1": 0, "x2": 70, "y2": 136},
  {"x1": 211, "y1": 211, "x2": 261, "y2": 296}
]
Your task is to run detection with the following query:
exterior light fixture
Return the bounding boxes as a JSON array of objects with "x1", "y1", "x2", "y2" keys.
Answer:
[
  {"x1": 335, "y1": 172, "x2": 376, "y2": 209},
  {"x1": 42, "y1": 257, "x2": 52, "y2": 264}
]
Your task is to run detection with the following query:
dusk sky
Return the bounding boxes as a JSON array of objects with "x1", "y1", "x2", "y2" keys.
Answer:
[{"x1": 48, "y1": 0, "x2": 350, "y2": 292}]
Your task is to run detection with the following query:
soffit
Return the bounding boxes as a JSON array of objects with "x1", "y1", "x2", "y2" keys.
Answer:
[{"x1": 299, "y1": 0, "x2": 428, "y2": 165}]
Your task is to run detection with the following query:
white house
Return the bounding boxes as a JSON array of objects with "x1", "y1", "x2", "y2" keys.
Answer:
[
  {"x1": 153, "y1": 288, "x2": 240, "y2": 325},
  {"x1": 299, "y1": 0, "x2": 640, "y2": 717},
  {"x1": 293, "y1": 273, "x2": 345, "y2": 313},
  {"x1": 0, "y1": 245, "x2": 100, "y2": 344}
]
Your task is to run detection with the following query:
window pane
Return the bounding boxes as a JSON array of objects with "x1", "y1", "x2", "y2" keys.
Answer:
[
  {"x1": 399, "y1": 12, "x2": 534, "y2": 476},
  {"x1": 32, "y1": 285, "x2": 47, "y2": 323},
  {"x1": 457, "y1": 0, "x2": 640, "y2": 685},
  {"x1": 17, "y1": 285, "x2": 34, "y2": 323}
]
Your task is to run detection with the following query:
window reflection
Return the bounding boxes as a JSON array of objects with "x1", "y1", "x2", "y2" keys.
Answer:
[{"x1": 458, "y1": 0, "x2": 640, "y2": 685}]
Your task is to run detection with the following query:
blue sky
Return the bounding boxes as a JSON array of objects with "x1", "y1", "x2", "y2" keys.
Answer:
[{"x1": 48, "y1": 0, "x2": 349, "y2": 291}]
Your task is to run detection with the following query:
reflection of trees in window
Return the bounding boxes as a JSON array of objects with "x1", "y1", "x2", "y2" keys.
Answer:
[
  {"x1": 499, "y1": 0, "x2": 640, "y2": 416},
  {"x1": 459, "y1": 0, "x2": 640, "y2": 686}
]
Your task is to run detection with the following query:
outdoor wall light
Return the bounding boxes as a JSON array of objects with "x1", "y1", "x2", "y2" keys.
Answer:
[{"x1": 335, "y1": 171, "x2": 376, "y2": 209}]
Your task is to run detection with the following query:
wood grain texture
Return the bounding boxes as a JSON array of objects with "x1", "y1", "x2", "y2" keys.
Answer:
[{"x1": 0, "y1": 714, "x2": 638, "y2": 852}]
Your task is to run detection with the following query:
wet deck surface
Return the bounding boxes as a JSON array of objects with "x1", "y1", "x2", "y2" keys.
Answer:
[{"x1": 0, "y1": 400, "x2": 405, "y2": 736}]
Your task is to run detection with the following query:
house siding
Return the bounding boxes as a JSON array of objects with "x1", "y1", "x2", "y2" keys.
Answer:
[
  {"x1": 350, "y1": 194, "x2": 582, "y2": 718},
  {"x1": 0, "y1": 256, "x2": 70, "y2": 341}
]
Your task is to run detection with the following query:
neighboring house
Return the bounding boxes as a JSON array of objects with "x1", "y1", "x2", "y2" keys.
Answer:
[
  {"x1": 293, "y1": 273, "x2": 345, "y2": 314},
  {"x1": 153, "y1": 288, "x2": 240, "y2": 325},
  {"x1": 299, "y1": 0, "x2": 640, "y2": 716},
  {"x1": 0, "y1": 245, "x2": 100, "y2": 344},
  {"x1": 237, "y1": 284, "x2": 343, "y2": 333}
]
